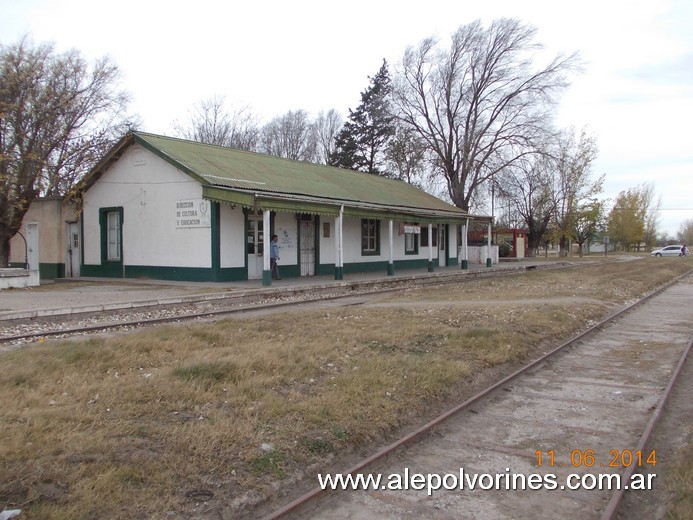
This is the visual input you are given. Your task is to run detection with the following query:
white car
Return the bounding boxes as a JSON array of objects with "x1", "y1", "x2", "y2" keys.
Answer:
[{"x1": 651, "y1": 245, "x2": 687, "y2": 257}]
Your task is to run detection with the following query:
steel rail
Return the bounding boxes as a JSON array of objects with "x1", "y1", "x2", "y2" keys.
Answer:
[
  {"x1": 263, "y1": 270, "x2": 692, "y2": 519},
  {"x1": 0, "y1": 261, "x2": 576, "y2": 345},
  {"x1": 599, "y1": 335, "x2": 692, "y2": 520}
]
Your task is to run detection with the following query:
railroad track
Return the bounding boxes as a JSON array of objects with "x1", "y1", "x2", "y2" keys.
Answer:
[
  {"x1": 263, "y1": 271, "x2": 692, "y2": 519},
  {"x1": 0, "y1": 261, "x2": 576, "y2": 346}
]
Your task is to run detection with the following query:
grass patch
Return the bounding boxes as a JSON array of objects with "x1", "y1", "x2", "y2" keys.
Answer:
[
  {"x1": 666, "y1": 441, "x2": 693, "y2": 519},
  {"x1": 172, "y1": 360, "x2": 239, "y2": 388},
  {"x1": 0, "y1": 257, "x2": 690, "y2": 517},
  {"x1": 250, "y1": 452, "x2": 286, "y2": 478}
]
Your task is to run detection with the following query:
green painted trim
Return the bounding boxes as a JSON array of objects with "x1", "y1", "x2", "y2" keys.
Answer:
[
  {"x1": 486, "y1": 258, "x2": 493, "y2": 268},
  {"x1": 99, "y1": 207, "x2": 124, "y2": 278},
  {"x1": 203, "y1": 186, "x2": 254, "y2": 207},
  {"x1": 343, "y1": 206, "x2": 463, "y2": 224},
  {"x1": 80, "y1": 257, "x2": 441, "y2": 282},
  {"x1": 217, "y1": 267, "x2": 249, "y2": 282},
  {"x1": 461, "y1": 259, "x2": 469, "y2": 270},
  {"x1": 275, "y1": 264, "x2": 300, "y2": 278},
  {"x1": 260, "y1": 198, "x2": 339, "y2": 216},
  {"x1": 39, "y1": 263, "x2": 65, "y2": 279},
  {"x1": 387, "y1": 263, "x2": 395, "y2": 276},
  {"x1": 81, "y1": 264, "x2": 247, "y2": 282},
  {"x1": 316, "y1": 263, "x2": 335, "y2": 276},
  {"x1": 341, "y1": 257, "x2": 430, "y2": 274},
  {"x1": 360, "y1": 219, "x2": 381, "y2": 256},
  {"x1": 404, "y1": 234, "x2": 419, "y2": 255},
  {"x1": 263, "y1": 270, "x2": 272, "y2": 286},
  {"x1": 80, "y1": 210, "x2": 85, "y2": 268},
  {"x1": 211, "y1": 202, "x2": 221, "y2": 277}
]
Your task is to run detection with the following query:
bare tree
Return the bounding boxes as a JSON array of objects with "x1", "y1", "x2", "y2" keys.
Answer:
[
  {"x1": 551, "y1": 128, "x2": 602, "y2": 255},
  {"x1": 313, "y1": 109, "x2": 342, "y2": 164},
  {"x1": 0, "y1": 37, "x2": 132, "y2": 266},
  {"x1": 571, "y1": 200, "x2": 603, "y2": 256},
  {"x1": 496, "y1": 154, "x2": 557, "y2": 256},
  {"x1": 677, "y1": 219, "x2": 693, "y2": 246},
  {"x1": 260, "y1": 109, "x2": 317, "y2": 161},
  {"x1": 392, "y1": 18, "x2": 578, "y2": 211},
  {"x1": 173, "y1": 96, "x2": 260, "y2": 150},
  {"x1": 386, "y1": 123, "x2": 429, "y2": 185},
  {"x1": 642, "y1": 187, "x2": 661, "y2": 250}
]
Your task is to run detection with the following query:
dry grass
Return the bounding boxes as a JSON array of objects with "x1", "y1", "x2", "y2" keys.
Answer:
[
  {"x1": 0, "y1": 257, "x2": 691, "y2": 518},
  {"x1": 666, "y1": 441, "x2": 693, "y2": 520}
]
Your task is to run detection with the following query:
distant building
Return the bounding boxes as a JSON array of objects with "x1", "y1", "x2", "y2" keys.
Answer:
[
  {"x1": 8, "y1": 196, "x2": 80, "y2": 278},
  {"x1": 12, "y1": 131, "x2": 493, "y2": 284}
]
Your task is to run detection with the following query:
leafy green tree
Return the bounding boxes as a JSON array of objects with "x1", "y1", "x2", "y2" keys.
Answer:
[
  {"x1": 0, "y1": 37, "x2": 133, "y2": 267},
  {"x1": 571, "y1": 200, "x2": 603, "y2": 256},
  {"x1": 607, "y1": 184, "x2": 657, "y2": 251},
  {"x1": 552, "y1": 129, "x2": 602, "y2": 255},
  {"x1": 328, "y1": 60, "x2": 395, "y2": 175}
]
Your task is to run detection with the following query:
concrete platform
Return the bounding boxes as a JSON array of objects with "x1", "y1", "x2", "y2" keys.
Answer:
[{"x1": 0, "y1": 260, "x2": 567, "y2": 321}]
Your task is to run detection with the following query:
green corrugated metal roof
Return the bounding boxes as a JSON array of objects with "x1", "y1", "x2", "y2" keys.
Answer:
[{"x1": 85, "y1": 131, "x2": 478, "y2": 222}]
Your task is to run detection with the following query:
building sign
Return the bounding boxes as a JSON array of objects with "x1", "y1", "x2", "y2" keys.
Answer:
[
  {"x1": 175, "y1": 199, "x2": 211, "y2": 228},
  {"x1": 399, "y1": 223, "x2": 422, "y2": 235}
]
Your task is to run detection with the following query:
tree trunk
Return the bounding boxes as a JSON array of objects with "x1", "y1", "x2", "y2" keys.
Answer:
[
  {"x1": 526, "y1": 233, "x2": 544, "y2": 257},
  {"x1": 0, "y1": 236, "x2": 10, "y2": 268}
]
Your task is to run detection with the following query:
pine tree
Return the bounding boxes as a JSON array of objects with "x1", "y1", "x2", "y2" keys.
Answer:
[{"x1": 328, "y1": 59, "x2": 395, "y2": 175}]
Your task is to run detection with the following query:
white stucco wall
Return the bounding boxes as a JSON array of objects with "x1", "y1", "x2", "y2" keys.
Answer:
[
  {"x1": 319, "y1": 216, "x2": 336, "y2": 265},
  {"x1": 274, "y1": 212, "x2": 298, "y2": 267},
  {"x1": 449, "y1": 224, "x2": 459, "y2": 260},
  {"x1": 219, "y1": 203, "x2": 245, "y2": 268},
  {"x1": 83, "y1": 145, "x2": 212, "y2": 268},
  {"x1": 338, "y1": 218, "x2": 457, "y2": 264}
]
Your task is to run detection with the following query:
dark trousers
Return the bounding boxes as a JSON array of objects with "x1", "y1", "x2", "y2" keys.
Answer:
[{"x1": 271, "y1": 257, "x2": 280, "y2": 279}]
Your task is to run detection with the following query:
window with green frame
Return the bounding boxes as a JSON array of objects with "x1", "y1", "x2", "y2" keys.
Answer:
[
  {"x1": 420, "y1": 225, "x2": 438, "y2": 248},
  {"x1": 404, "y1": 229, "x2": 418, "y2": 254},
  {"x1": 361, "y1": 219, "x2": 380, "y2": 255}
]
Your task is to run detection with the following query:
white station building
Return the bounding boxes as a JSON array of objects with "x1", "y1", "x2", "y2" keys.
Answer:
[{"x1": 74, "y1": 131, "x2": 492, "y2": 285}]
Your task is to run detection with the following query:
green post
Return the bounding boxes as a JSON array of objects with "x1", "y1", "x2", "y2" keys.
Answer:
[{"x1": 262, "y1": 270, "x2": 272, "y2": 286}]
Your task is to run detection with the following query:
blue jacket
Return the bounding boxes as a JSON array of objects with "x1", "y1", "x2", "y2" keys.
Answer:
[{"x1": 271, "y1": 240, "x2": 280, "y2": 259}]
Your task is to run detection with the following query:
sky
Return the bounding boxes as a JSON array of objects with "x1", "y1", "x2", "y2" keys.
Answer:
[{"x1": 2, "y1": 0, "x2": 691, "y2": 237}]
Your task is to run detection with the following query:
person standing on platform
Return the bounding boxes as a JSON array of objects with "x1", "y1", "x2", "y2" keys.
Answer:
[{"x1": 270, "y1": 234, "x2": 281, "y2": 279}]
